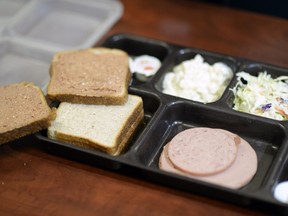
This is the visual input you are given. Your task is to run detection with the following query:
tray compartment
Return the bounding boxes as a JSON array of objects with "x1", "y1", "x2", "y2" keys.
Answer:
[
  {"x1": 102, "y1": 33, "x2": 172, "y2": 86},
  {"x1": 226, "y1": 62, "x2": 288, "y2": 113},
  {"x1": 133, "y1": 101, "x2": 286, "y2": 191},
  {"x1": 0, "y1": 38, "x2": 53, "y2": 91},
  {"x1": 270, "y1": 145, "x2": 288, "y2": 204},
  {"x1": 0, "y1": 0, "x2": 30, "y2": 22},
  {"x1": 36, "y1": 89, "x2": 162, "y2": 169},
  {"x1": 274, "y1": 159, "x2": 288, "y2": 186},
  {"x1": 154, "y1": 48, "x2": 238, "y2": 103},
  {"x1": 7, "y1": 0, "x2": 123, "y2": 50}
]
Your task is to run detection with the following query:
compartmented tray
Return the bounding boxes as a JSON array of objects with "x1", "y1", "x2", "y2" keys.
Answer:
[
  {"x1": 0, "y1": 0, "x2": 123, "y2": 92},
  {"x1": 1, "y1": 0, "x2": 123, "y2": 51},
  {"x1": 0, "y1": 37, "x2": 53, "y2": 91},
  {"x1": 0, "y1": 0, "x2": 32, "y2": 31},
  {"x1": 36, "y1": 33, "x2": 288, "y2": 215}
]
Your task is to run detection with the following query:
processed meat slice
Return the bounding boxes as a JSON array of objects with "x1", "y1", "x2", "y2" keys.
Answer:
[
  {"x1": 167, "y1": 128, "x2": 238, "y2": 176},
  {"x1": 159, "y1": 132, "x2": 258, "y2": 189},
  {"x1": 214, "y1": 129, "x2": 241, "y2": 145},
  {"x1": 159, "y1": 144, "x2": 183, "y2": 174}
]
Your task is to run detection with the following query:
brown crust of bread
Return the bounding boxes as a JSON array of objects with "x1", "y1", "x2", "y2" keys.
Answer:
[
  {"x1": 47, "y1": 48, "x2": 131, "y2": 105},
  {"x1": 0, "y1": 109, "x2": 55, "y2": 145},
  {"x1": 48, "y1": 93, "x2": 128, "y2": 105},
  {"x1": 112, "y1": 109, "x2": 144, "y2": 155}
]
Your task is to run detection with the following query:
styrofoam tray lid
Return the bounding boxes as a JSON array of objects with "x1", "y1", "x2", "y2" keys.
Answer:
[
  {"x1": 5, "y1": 0, "x2": 123, "y2": 51},
  {"x1": 0, "y1": 0, "x2": 123, "y2": 92},
  {"x1": 0, "y1": 0, "x2": 33, "y2": 35},
  {"x1": 0, "y1": 0, "x2": 32, "y2": 24},
  {"x1": 0, "y1": 37, "x2": 53, "y2": 92}
]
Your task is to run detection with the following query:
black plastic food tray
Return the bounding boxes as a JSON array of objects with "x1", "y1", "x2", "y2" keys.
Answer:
[{"x1": 36, "y1": 33, "x2": 288, "y2": 215}]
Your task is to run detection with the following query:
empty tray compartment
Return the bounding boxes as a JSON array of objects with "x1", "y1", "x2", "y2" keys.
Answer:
[
  {"x1": 8, "y1": 0, "x2": 123, "y2": 50},
  {"x1": 0, "y1": 0, "x2": 31, "y2": 24},
  {"x1": 0, "y1": 38, "x2": 53, "y2": 91}
]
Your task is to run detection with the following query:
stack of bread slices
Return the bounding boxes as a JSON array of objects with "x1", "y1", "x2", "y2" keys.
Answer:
[{"x1": 0, "y1": 48, "x2": 144, "y2": 156}]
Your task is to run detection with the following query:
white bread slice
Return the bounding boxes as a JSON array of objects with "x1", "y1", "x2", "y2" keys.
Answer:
[
  {"x1": 47, "y1": 94, "x2": 144, "y2": 156},
  {"x1": 0, "y1": 82, "x2": 55, "y2": 145},
  {"x1": 47, "y1": 47, "x2": 131, "y2": 105}
]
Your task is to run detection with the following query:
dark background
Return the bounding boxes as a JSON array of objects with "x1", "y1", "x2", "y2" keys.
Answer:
[{"x1": 204, "y1": 0, "x2": 288, "y2": 19}]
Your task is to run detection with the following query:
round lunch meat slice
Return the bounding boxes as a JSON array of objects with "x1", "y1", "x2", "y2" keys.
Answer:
[
  {"x1": 159, "y1": 134, "x2": 257, "y2": 189},
  {"x1": 159, "y1": 144, "x2": 182, "y2": 174},
  {"x1": 167, "y1": 128, "x2": 238, "y2": 176}
]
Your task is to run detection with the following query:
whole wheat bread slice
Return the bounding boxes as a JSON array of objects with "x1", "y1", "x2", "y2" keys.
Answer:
[
  {"x1": 0, "y1": 82, "x2": 55, "y2": 145},
  {"x1": 47, "y1": 94, "x2": 144, "y2": 156},
  {"x1": 47, "y1": 48, "x2": 131, "y2": 105}
]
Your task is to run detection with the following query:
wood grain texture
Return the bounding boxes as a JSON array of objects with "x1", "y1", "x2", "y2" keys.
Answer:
[{"x1": 1, "y1": 0, "x2": 287, "y2": 215}]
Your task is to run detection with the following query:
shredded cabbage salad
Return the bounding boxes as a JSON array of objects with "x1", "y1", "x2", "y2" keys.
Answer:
[
  {"x1": 162, "y1": 54, "x2": 233, "y2": 103},
  {"x1": 232, "y1": 71, "x2": 288, "y2": 120}
]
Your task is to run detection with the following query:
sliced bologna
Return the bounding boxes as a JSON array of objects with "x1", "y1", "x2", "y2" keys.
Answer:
[
  {"x1": 167, "y1": 128, "x2": 238, "y2": 176},
  {"x1": 159, "y1": 128, "x2": 258, "y2": 189}
]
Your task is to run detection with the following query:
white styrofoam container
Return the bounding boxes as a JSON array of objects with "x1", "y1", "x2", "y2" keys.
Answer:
[
  {"x1": 0, "y1": 37, "x2": 53, "y2": 92},
  {"x1": 0, "y1": 0, "x2": 32, "y2": 24},
  {"x1": 0, "y1": 0, "x2": 123, "y2": 90},
  {"x1": 0, "y1": 0, "x2": 33, "y2": 34},
  {"x1": 7, "y1": 0, "x2": 123, "y2": 51}
]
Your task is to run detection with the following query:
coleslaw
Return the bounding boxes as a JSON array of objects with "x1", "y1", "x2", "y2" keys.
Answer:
[{"x1": 231, "y1": 71, "x2": 288, "y2": 120}]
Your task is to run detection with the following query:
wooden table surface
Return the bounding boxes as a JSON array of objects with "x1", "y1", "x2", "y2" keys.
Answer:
[{"x1": 1, "y1": 0, "x2": 288, "y2": 215}]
